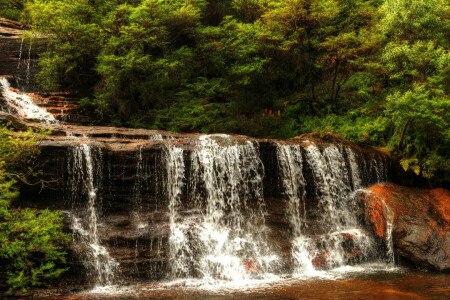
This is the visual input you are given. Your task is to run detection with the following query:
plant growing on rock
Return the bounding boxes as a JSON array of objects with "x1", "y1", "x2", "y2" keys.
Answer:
[{"x1": 0, "y1": 124, "x2": 71, "y2": 292}]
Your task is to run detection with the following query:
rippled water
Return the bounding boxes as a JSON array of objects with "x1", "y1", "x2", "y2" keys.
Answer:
[{"x1": 45, "y1": 264, "x2": 449, "y2": 299}]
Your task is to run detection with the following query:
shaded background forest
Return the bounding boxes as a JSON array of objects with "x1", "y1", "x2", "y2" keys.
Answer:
[{"x1": 1, "y1": 0, "x2": 449, "y2": 184}]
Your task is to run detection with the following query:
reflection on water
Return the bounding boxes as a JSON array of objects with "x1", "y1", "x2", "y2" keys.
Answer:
[{"x1": 47, "y1": 264, "x2": 449, "y2": 299}]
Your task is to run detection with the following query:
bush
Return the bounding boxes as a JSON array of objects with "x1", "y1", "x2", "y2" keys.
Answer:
[{"x1": 0, "y1": 125, "x2": 70, "y2": 292}]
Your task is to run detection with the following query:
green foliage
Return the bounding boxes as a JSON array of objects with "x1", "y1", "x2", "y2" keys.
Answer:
[
  {"x1": 0, "y1": 125, "x2": 70, "y2": 292},
  {"x1": 379, "y1": 0, "x2": 450, "y2": 180},
  {"x1": 22, "y1": 0, "x2": 450, "y2": 183},
  {"x1": 0, "y1": 0, "x2": 27, "y2": 20}
]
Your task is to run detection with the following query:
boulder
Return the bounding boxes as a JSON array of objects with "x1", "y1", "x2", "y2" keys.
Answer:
[{"x1": 360, "y1": 183, "x2": 450, "y2": 271}]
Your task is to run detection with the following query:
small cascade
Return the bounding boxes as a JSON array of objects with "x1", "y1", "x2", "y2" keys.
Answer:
[
  {"x1": 0, "y1": 77, "x2": 57, "y2": 123},
  {"x1": 17, "y1": 38, "x2": 24, "y2": 70},
  {"x1": 69, "y1": 143, "x2": 118, "y2": 286},
  {"x1": 26, "y1": 42, "x2": 32, "y2": 88},
  {"x1": 345, "y1": 147, "x2": 362, "y2": 190},
  {"x1": 382, "y1": 201, "x2": 395, "y2": 264},
  {"x1": 276, "y1": 144, "x2": 316, "y2": 273},
  {"x1": 168, "y1": 135, "x2": 279, "y2": 282},
  {"x1": 165, "y1": 144, "x2": 188, "y2": 278},
  {"x1": 280, "y1": 144, "x2": 374, "y2": 270},
  {"x1": 131, "y1": 146, "x2": 148, "y2": 230}
]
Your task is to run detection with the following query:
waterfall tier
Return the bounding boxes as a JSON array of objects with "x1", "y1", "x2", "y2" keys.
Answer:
[{"x1": 16, "y1": 128, "x2": 394, "y2": 286}]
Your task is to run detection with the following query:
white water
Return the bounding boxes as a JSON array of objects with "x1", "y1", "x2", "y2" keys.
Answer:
[
  {"x1": 17, "y1": 39, "x2": 24, "y2": 70},
  {"x1": 382, "y1": 200, "x2": 395, "y2": 264},
  {"x1": 165, "y1": 144, "x2": 189, "y2": 278},
  {"x1": 131, "y1": 146, "x2": 148, "y2": 230},
  {"x1": 168, "y1": 135, "x2": 279, "y2": 283},
  {"x1": 276, "y1": 144, "x2": 317, "y2": 274},
  {"x1": 69, "y1": 143, "x2": 118, "y2": 286},
  {"x1": 26, "y1": 42, "x2": 32, "y2": 87},
  {"x1": 0, "y1": 77, "x2": 57, "y2": 123},
  {"x1": 346, "y1": 147, "x2": 363, "y2": 189},
  {"x1": 277, "y1": 144, "x2": 375, "y2": 271}
]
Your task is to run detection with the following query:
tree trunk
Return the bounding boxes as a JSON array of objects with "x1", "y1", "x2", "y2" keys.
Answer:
[{"x1": 331, "y1": 60, "x2": 339, "y2": 104}]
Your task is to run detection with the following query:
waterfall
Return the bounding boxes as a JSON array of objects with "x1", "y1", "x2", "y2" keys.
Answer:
[
  {"x1": 383, "y1": 201, "x2": 395, "y2": 264},
  {"x1": 276, "y1": 144, "x2": 375, "y2": 272},
  {"x1": 305, "y1": 145, "x2": 374, "y2": 266},
  {"x1": 26, "y1": 42, "x2": 32, "y2": 88},
  {"x1": 17, "y1": 38, "x2": 24, "y2": 70},
  {"x1": 168, "y1": 135, "x2": 279, "y2": 282},
  {"x1": 0, "y1": 77, "x2": 57, "y2": 123},
  {"x1": 69, "y1": 143, "x2": 118, "y2": 286},
  {"x1": 132, "y1": 146, "x2": 148, "y2": 230},
  {"x1": 276, "y1": 144, "x2": 317, "y2": 274},
  {"x1": 1, "y1": 76, "x2": 399, "y2": 286},
  {"x1": 346, "y1": 147, "x2": 362, "y2": 190}
]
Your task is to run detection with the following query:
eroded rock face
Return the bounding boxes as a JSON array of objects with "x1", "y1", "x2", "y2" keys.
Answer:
[{"x1": 360, "y1": 183, "x2": 450, "y2": 271}]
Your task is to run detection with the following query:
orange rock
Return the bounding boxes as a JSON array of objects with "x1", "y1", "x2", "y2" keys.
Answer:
[{"x1": 360, "y1": 183, "x2": 450, "y2": 271}]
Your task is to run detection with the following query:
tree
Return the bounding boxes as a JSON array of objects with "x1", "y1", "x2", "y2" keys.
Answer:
[{"x1": 379, "y1": 0, "x2": 450, "y2": 179}]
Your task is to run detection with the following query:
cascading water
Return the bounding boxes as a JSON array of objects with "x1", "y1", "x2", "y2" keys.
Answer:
[
  {"x1": 165, "y1": 144, "x2": 189, "y2": 278},
  {"x1": 276, "y1": 144, "x2": 377, "y2": 273},
  {"x1": 131, "y1": 146, "x2": 148, "y2": 230},
  {"x1": 345, "y1": 147, "x2": 363, "y2": 190},
  {"x1": 26, "y1": 42, "x2": 32, "y2": 88},
  {"x1": 276, "y1": 144, "x2": 317, "y2": 274},
  {"x1": 168, "y1": 135, "x2": 279, "y2": 282},
  {"x1": 305, "y1": 145, "x2": 374, "y2": 266},
  {"x1": 1, "y1": 74, "x2": 399, "y2": 290},
  {"x1": 382, "y1": 201, "x2": 395, "y2": 264},
  {"x1": 0, "y1": 77, "x2": 57, "y2": 123},
  {"x1": 69, "y1": 143, "x2": 118, "y2": 286},
  {"x1": 17, "y1": 39, "x2": 24, "y2": 70}
]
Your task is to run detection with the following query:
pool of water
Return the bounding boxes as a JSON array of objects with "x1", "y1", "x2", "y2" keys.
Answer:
[{"x1": 45, "y1": 263, "x2": 449, "y2": 300}]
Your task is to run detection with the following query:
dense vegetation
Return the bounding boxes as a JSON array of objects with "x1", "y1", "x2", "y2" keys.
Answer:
[
  {"x1": 0, "y1": 125, "x2": 70, "y2": 292},
  {"x1": 1, "y1": 0, "x2": 449, "y2": 183}
]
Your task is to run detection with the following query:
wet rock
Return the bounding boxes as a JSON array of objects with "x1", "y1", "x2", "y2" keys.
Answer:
[
  {"x1": 360, "y1": 183, "x2": 450, "y2": 271},
  {"x1": 0, "y1": 19, "x2": 42, "y2": 92}
]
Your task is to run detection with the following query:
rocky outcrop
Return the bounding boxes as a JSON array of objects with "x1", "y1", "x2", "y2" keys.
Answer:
[
  {"x1": 360, "y1": 183, "x2": 450, "y2": 271},
  {"x1": 0, "y1": 18, "x2": 41, "y2": 92}
]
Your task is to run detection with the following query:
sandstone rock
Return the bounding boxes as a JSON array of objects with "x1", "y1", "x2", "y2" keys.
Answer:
[
  {"x1": 360, "y1": 183, "x2": 450, "y2": 271},
  {"x1": 0, "y1": 19, "x2": 42, "y2": 92}
]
